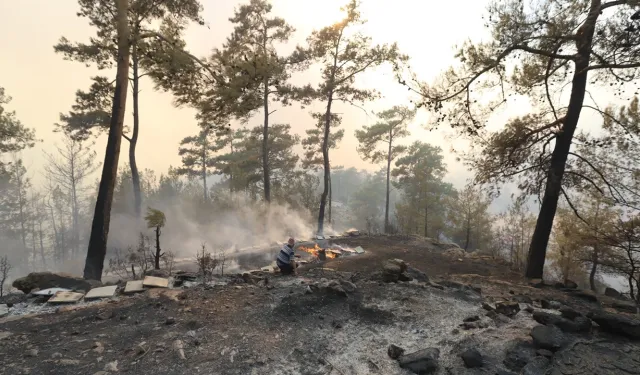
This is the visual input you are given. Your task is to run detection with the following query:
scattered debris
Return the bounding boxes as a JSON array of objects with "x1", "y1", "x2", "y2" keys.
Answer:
[
  {"x1": 143, "y1": 276, "x2": 169, "y2": 288},
  {"x1": 47, "y1": 291, "x2": 84, "y2": 304},
  {"x1": 124, "y1": 280, "x2": 145, "y2": 294},
  {"x1": 84, "y1": 286, "x2": 118, "y2": 300}
]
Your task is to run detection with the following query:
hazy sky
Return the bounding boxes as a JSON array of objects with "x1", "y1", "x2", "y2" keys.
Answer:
[{"x1": 0, "y1": 0, "x2": 500, "y2": 190}]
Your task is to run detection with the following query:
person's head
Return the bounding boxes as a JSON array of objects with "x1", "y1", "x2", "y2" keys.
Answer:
[{"x1": 287, "y1": 237, "x2": 295, "y2": 247}]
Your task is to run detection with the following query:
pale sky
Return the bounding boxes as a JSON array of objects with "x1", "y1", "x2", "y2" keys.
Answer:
[{"x1": 0, "y1": 0, "x2": 500, "y2": 192}]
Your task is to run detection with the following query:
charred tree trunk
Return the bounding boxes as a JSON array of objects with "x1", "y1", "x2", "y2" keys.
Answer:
[
  {"x1": 38, "y1": 222, "x2": 46, "y2": 266},
  {"x1": 83, "y1": 0, "x2": 130, "y2": 281},
  {"x1": 130, "y1": 43, "x2": 142, "y2": 218},
  {"x1": 525, "y1": 1, "x2": 600, "y2": 279},
  {"x1": 202, "y1": 144, "x2": 208, "y2": 201},
  {"x1": 384, "y1": 129, "x2": 392, "y2": 234},
  {"x1": 154, "y1": 226, "x2": 161, "y2": 270},
  {"x1": 317, "y1": 95, "x2": 333, "y2": 236},
  {"x1": 424, "y1": 204, "x2": 429, "y2": 238},
  {"x1": 589, "y1": 248, "x2": 599, "y2": 292},
  {"x1": 328, "y1": 173, "x2": 332, "y2": 224},
  {"x1": 262, "y1": 77, "x2": 271, "y2": 203}
]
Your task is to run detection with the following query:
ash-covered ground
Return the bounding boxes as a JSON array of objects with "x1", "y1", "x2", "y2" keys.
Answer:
[{"x1": 1, "y1": 235, "x2": 639, "y2": 375}]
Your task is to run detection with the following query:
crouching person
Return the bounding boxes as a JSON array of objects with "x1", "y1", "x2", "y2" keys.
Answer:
[{"x1": 276, "y1": 237, "x2": 298, "y2": 275}]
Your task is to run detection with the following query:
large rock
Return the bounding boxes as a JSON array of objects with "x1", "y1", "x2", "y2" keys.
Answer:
[
  {"x1": 590, "y1": 311, "x2": 640, "y2": 339},
  {"x1": 604, "y1": 287, "x2": 622, "y2": 298},
  {"x1": 495, "y1": 301, "x2": 521, "y2": 318},
  {"x1": 382, "y1": 259, "x2": 407, "y2": 283},
  {"x1": 532, "y1": 311, "x2": 591, "y2": 333},
  {"x1": 521, "y1": 356, "x2": 550, "y2": 375},
  {"x1": 503, "y1": 342, "x2": 537, "y2": 372},
  {"x1": 12, "y1": 272, "x2": 101, "y2": 294},
  {"x1": 405, "y1": 266, "x2": 429, "y2": 283},
  {"x1": 530, "y1": 325, "x2": 568, "y2": 352},
  {"x1": 460, "y1": 348, "x2": 483, "y2": 368},
  {"x1": 388, "y1": 344, "x2": 405, "y2": 360},
  {"x1": 398, "y1": 348, "x2": 440, "y2": 374}
]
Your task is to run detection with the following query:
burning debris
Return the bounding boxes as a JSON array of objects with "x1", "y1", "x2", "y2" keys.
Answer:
[{"x1": 297, "y1": 242, "x2": 364, "y2": 261}]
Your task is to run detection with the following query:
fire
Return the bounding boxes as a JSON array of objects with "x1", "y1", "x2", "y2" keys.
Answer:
[{"x1": 298, "y1": 244, "x2": 338, "y2": 259}]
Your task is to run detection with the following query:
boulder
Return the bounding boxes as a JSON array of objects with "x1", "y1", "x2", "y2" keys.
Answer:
[
  {"x1": 495, "y1": 301, "x2": 521, "y2": 318},
  {"x1": 398, "y1": 348, "x2": 440, "y2": 374},
  {"x1": 405, "y1": 266, "x2": 429, "y2": 282},
  {"x1": 382, "y1": 261, "x2": 402, "y2": 283},
  {"x1": 540, "y1": 299, "x2": 562, "y2": 310},
  {"x1": 388, "y1": 259, "x2": 408, "y2": 273},
  {"x1": 532, "y1": 311, "x2": 591, "y2": 333},
  {"x1": 612, "y1": 301, "x2": 638, "y2": 314},
  {"x1": 530, "y1": 325, "x2": 567, "y2": 352},
  {"x1": 388, "y1": 344, "x2": 405, "y2": 360},
  {"x1": 503, "y1": 342, "x2": 537, "y2": 372},
  {"x1": 569, "y1": 289, "x2": 599, "y2": 303},
  {"x1": 12, "y1": 272, "x2": 101, "y2": 294},
  {"x1": 522, "y1": 356, "x2": 550, "y2": 375},
  {"x1": 398, "y1": 272, "x2": 413, "y2": 282},
  {"x1": 590, "y1": 311, "x2": 640, "y2": 339},
  {"x1": 460, "y1": 348, "x2": 483, "y2": 368},
  {"x1": 559, "y1": 306, "x2": 582, "y2": 320},
  {"x1": 604, "y1": 287, "x2": 622, "y2": 298}
]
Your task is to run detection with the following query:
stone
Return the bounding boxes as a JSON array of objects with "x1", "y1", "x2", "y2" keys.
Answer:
[
  {"x1": 460, "y1": 348, "x2": 483, "y2": 368},
  {"x1": 47, "y1": 291, "x2": 84, "y2": 304},
  {"x1": 388, "y1": 259, "x2": 408, "y2": 273},
  {"x1": 524, "y1": 305, "x2": 535, "y2": 313},
  {"x1": 398, "y1": 272, "x2": 413, "y2": 282},
  {"x1": 398, "y1": 348, "x2": 439, "y2": 374},
  {"x1": 503, "y1": 342, "x2": 536, "y2": 372},
  {"x1": 532, "y1": 311, "x2": 591, "y2": 333},
  {"x1": 25, "y1": 349, "x2": 38, "y2": 357},
  {"x1": 165, "y1": 317, "x2": 176, "y2": 325},
  {"x1": 495, "y1": 301, "x2": 520, "y2": 318},
  {"x1": 382, "y1": 261, "x2": 402, "y2": 282},
  {"x1": 612, "y1": 301, "x2": 638, "y2": 314},
  {"x1": 604, "y1": 287, "x2": 622, "y2": 298},
  {"x1": 95, "y1": 310, "x2": 114, "y2": 321},
  {"x1": 84, "y1": 286, "x2": 117, "y2": 300},
  {"x1": 559, "y1": 306, "x2": 582, "y2": 320},
  {"x1": 540, "y1": 299, "x2": 562, "y2": 310},
  {"x1": 142, "y1": 276, "x2": 169, "y2": 288},
  {"x1": 569, "y1": 289, "x2": 599, "y2": 303},
  {"x1": 388, "y1": 344, "x2": 405, "y2": 360},
  {"x1": 463, "y1": 321, "x2": 478, "y2": 330},
  {"x1": 536, "y1": 349, "x2": 554, "y2": 358},
  {"x1": 482, "y1": 302, "x2": 495, "y2": 311},
  {"x1": 59, "y1": 359, "x2": 80, "y2": 366},
  {"x1": 514, "y1": 295, "x2": 533, "y2": 304},
  {"x1": 0, "y1": 304, "x2": 8, "y2": 318},
  {"x1": 405, "y1": 266, "x2": 429, "y2": 282},
  {"x1": 531, "y1": 325, "x2": 567, "y2": 352},
  {"x1": 104, "y1": 360, "x2": 118, "y2": 372},
  {"x1": 12, "y1": 272, "x2": 101, "y2": 294},
  {"x1": 522, "y1": 356, "x2": 550, "y2": 375},
  {"x1": 590, "y1": 311, "x2": 640, "y2": 339},
  {"x1": 463, "y1": 315, "x2": 480, "y2": 323},
  {"x1": 564, "y1": 280, "x2": 578, "y2": 289},
  {"x1": 51, "y1": 352, "x2": 63, "y2": 359},
  {"x1": 485, "y1": 310, "x2": 498, "y2": 319}
]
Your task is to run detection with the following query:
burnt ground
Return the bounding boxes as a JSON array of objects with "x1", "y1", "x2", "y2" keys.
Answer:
[{"x1": 1, "y1": 235, "x2": 639, "y2": 375}]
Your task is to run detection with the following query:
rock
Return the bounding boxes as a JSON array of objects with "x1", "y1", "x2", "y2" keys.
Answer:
[
  {"x1": 104, "y1": 360, "x2": 118, "y2": 372},
  {"x1": 398, "y1": 348, "x2": 439, "y2": 374},
  {"x1": 463, "y1": 322, "x2": 478, "y2": 330},
  {"x1": 532, "y1": 311, "x2": 591, "y2": 333},
  {"x1": 95, "y1": 310, "x2": 114, "y2": 321},
  {"x1": 398, "y1": 272, "x2": 413, "y2": 282},
  {"x1": 540, "y1": 299, "x2": 562, "y2": 310},
  {"x1": 165, "y1": 317, "x2": 176, "y2": 325},
  {"x1": 174, "y1": 340, "x2": 186, "y2": 359},
  {"x1": 382, "y1": 260, "x2": 405, "y2": 283},
  {"x1": 51, "y1": 352, "x2": 63, "y2": 359},
  {"x1": 524, "y1": 305, "x2": 535, "y2": 313},
  {"x1": 460, "y1": 348, "x2": 483, "y2": 368},
  {"x1": 559, "y1": 306, "x2": 582, "y2": 320},
  {"x1": 514, "y1": 295, "x2": 533, "y2": 304},
  {"x1": 25, "y1": 349, "x2": 38, "y2": 357},
  {"x1": 388, "y1": 344, "x2": 405, "y2": 360},
  {"x1": 590, "y1": 311, "x2": 640, "y2": 339},
  {"x1": 569, "y1": 289, "x2": 599, "y2": 303},
  {"x1": 59, "y1": 359, "x2": 80, "y2": 366},
  {"x1": 405, "y1": 266, "x2": 429, "y2": 283},
  {"x1": 0, "y1": 304, "x2": 8, "y2": 318},
  {"x1": 339, "y1": 280, "x2": 357, "y2": 293},
  {"x1": 612, "y1": 301, "x2": 638, "y2": 314},
  {"x1": 564, "y1": 280, "x2": 578, "y2": 289},
  {"x1": 92, "y1": 342, "x2": 104, "y2": 354},
  {"x1": 503, "y1": 342, "x2": 536, "y2": 372},
  {"x1": 482, "y1": 302, "x2": 495, "y2": 311},
  {"x1": 0, "y1": 293, "x2": 28, "y2": 305},
  {"x1": 522, "y1": 356, "x2": 550, "y2": 375},
  {"x1": 531, "y1": 325, "x2": 567, "y2": 352},
  {"x1": 495, "y1": 301, "x2": 520, "y2": 318},
  {"x1": 477, "y1": 320, "x2": 490, "y2": 328},
  {"x1": 12, "y1": 272, "x2": 101, "y2": 294},
  {"x1": 485, "y1": 310, "x2": 498, "y2": 319},
  {"x1": 321, "y1": 280, "x2": 347, "y2": 297},
  {"x1": 388, "y1": 259, "x2": 408, "y2": 273},
  {"x1": 463, "y1": 315, "x2": 480, "y2": 322},
  {"x1": 146, "y1": 269, "x2": 170, "y2": 278},
  {"x1": 536, "y1": 349, "x2": 554, "y2": 358},
  {"x1": 604, "y1": 287, "x2": 622, "y2": 298}
]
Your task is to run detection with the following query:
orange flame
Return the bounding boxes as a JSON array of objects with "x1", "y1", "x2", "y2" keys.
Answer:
[{"x1": 298, "y1": 244, "x2": 338, "y2": 259}]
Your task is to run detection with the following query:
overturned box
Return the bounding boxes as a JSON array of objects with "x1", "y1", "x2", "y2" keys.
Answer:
[
  {"x1": 142, "y1": 276, "x2": 169, "y2": 288},
  {"x1": 84, "y1": 285, "x2": 118, "y2": 300}
]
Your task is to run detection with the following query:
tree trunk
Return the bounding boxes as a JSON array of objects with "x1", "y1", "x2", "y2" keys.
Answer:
[
  {"x1": 317, "y1": 95, "x2": 334, "y2": 236},
  {"x1": 71, "y1": 174, "x2": 80, "y2": 258},
  {"x1": 154, "y1": 227, "x2": 161, "y2": 270},
  {"x1": 525, "y1": 1, "x2": 600, "y2": 279},
  {"x1": 83, "y1": 0, "x2": 130, "y2": 281},
  {"x1": 202, "y1": 144, "x2": 208, "y2": 201},
  {"x1": 424, "y1": 204, "x2": 429, "y2": 238},
  {"x1": 328, "y1": 173, "x2": 332, "y2": 224},
  {"x1": 589, "y1": 248, "x2": 599, "y2": 292},
  {"x1": 464, "y1": 216, "x2": 471, "y2": 251},
  {"x1": 262, "y1": 78, "x2": 271, "y2": 203},
  {"x1": 38, "y1": 222, "x2": 46, "y2": 266},
  {"x1": 384, "y1": 129, "x2": 392, "y2": 233},
  {"x1": 130, "y1": 43, "x2": 142, "y2": 218}
]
